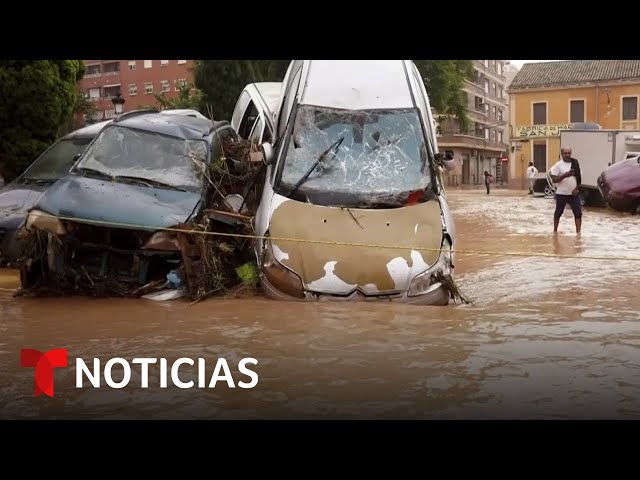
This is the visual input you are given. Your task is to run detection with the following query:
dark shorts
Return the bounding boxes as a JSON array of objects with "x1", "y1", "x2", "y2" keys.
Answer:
[{"x1": 555, "y1": 194, "x2": 582, "y2": 218}]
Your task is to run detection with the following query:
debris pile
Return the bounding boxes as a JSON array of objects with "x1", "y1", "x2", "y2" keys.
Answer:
[{"x1": 178, "y1": 135, "x2": 266, "y2": 302}]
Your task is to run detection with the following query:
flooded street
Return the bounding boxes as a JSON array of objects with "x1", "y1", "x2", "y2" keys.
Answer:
[{"x1": 2, "y1": 189, "x2": 639, "y2": 420}]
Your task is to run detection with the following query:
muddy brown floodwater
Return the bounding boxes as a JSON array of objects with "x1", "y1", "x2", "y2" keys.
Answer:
[{"x1": 1, "y1": 189, "x2": 639, "y2": 420}]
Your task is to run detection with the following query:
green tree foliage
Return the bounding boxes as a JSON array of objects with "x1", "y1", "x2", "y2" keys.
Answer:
[
  {"x1": 154, "y1": 81, "x2": 203, "y2": 112},
  {"x1": 413, "y1": 60, "x2": 474, "y2": 132},
  {"x1": 193, "y1": 60, "x2": 290, "y2": 120},
  {"x1": 0, "y1": 60, "x2": 85, "y2": 182},
  {"x1": 192, "y1": 60, "x2": 472, "y2": 132}
]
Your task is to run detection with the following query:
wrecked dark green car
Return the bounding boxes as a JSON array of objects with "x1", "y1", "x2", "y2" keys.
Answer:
[{"x1": 19, "y1": 110, "x2": 241, "y2": 298}]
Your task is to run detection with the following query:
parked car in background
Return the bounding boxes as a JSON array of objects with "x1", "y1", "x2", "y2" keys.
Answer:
[
  {"x1": 231, "y1": 82, "x2": 282, "y2": 145},
  {"x1": 249, "y1": 60, "x2": 458, "y2": 305},
  {"x1": 158, "y1": 108, "x2": 209, "y2": 120},
  {"x1": 597, "y1": 155, "x2": 640, "y2": 214},
  {"x1": 0, "y1": 120, "x2": 111, "y2": 265},
  {"x1": 20, "y1": 110, "x2": 238, "y2": 293}
]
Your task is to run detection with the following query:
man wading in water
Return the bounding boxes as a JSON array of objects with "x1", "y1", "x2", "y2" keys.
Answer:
[{"x1": 549, "y1": 146, "x2": 582, "y2": 234}]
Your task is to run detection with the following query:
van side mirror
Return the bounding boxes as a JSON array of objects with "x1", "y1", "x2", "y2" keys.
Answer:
[
  {"x1": 435, "y1": 150, "x2": 455, "y2": 171},
  {"x1": 261, "y1": 142, "x2": 275, "y2": 166}
]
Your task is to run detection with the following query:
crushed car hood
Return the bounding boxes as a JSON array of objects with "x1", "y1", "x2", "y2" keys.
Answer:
[
  {"x1": 32, "y1": 175, "x2": 202, "y2": 231},
  {"x1": 268, "y1": 195, "x2": 444, "y2": 295}
]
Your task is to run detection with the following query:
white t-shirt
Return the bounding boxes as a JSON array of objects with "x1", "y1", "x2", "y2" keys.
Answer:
[
  {"x1": 526, "y1": 166, "x2": 538, "y2": 178},
  {"x1": 549, "y1": 160, "x2": 577, "y2": 195}
]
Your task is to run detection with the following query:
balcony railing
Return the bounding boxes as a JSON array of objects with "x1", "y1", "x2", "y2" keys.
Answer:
[{"x1": 437, "y1": 132, "x2": 508, "y2": 152}]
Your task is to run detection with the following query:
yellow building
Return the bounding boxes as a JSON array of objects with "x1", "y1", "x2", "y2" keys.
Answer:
[{"x1": 507, "y1": 60, "x2": 640, "y2": 188}]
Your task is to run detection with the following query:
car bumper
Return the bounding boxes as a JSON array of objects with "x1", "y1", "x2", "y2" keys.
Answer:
[{"x1": 260, "y1": 275, "x2": 451, "y2": 306}]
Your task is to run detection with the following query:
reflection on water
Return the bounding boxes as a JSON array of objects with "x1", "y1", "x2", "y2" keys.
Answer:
[{"x1": 1, "y1": 191, "x2": 639, "y2": 419}]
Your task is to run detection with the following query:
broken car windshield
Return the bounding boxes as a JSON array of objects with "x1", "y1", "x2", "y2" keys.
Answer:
[
  {"x1": 73, "y1": 125, "x2": 208, "y2": 190},
  {"x1": 277, "y1": 106, "x2": 432, "y2": 200}
]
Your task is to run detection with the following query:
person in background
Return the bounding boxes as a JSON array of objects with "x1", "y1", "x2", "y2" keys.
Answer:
[
  {"x1": 549, "y1": 146, "x2": 582, "y2": 234},
  {"x1": 526, "y1": 161, "x2": 538, "y2": 195},
  {"x1": 483, "y1": 170, "x2": 493, "y2": 194}
]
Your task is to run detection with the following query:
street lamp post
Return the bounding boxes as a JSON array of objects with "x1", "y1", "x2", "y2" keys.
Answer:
[{"x1": 111, "y1": 93, "x2": 125, "y2": 116}]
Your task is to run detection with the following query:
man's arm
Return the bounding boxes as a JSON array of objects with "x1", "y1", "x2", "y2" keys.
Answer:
[
  {"x1": 572, "y1": 159, "x2": 582, "y2": 186},
  {"x1": 549, "y1": 164, "x2": 566, "y2": 183}
]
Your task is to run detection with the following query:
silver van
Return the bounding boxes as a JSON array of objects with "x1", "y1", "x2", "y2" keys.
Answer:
[{"x1": 248, "y1": 60, "x2": 457, "y2": 305}]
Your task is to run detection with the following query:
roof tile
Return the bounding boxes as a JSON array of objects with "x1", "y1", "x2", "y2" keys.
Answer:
[{"x1": 508, "y1": 60, "x2": 640, "y2": 89}]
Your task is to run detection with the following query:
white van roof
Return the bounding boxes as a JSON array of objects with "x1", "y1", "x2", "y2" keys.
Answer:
[
  {"x1": 252, "y1": 82, "x2": 282, "y2": 116},
  {"x1": 300, "y1": 60, "x2": 415, "y2": 110}
]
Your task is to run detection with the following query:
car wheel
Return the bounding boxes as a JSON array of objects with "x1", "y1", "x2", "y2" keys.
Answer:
[
  {"x1": 578, "y1": 190, "x2": 587, "y2": 206},
  {"x1": 544, "y1": 186, "x2": 554, "y2": 197}
]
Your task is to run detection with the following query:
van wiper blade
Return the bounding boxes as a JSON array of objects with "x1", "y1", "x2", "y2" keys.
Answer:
[
  {"x1": 21, "y1": 177, "x2": 57, "y2": 184},
  {"x1": 75, "y1": 167, "x2": 114, "y2": 180},
  {"x1": 289, "y1": 136, "x2": 344, "y2": 198},
  {"x1": 114, "y1": 175, "x2": 187, "y2": 192}
]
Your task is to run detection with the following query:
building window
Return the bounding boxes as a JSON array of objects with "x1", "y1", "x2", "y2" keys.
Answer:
[
  {"x1": 492, "y1": 106, "x2": 496, "y2": 118},
  {"x1": 484, "y1": 80, "x2": 489, "y2": 93},
  {"x1": 129, "y1": 84, "x2": 137, "y2": 96},
  {"x1": 499, "y1": 131, "x2": 504, "y2": 143},
  {"x1": 533, "y1": 102, "x2": 546, "y2": 124},
  {"x1": 144, "y1": 60, "x2": 152, "y2": 69},
  {"x1": 177, "y1": 60, "x2": 187, "y2": 64},
  {"x1": 498, "y1": 108, "x2": 503, "y2": 121},
  {"x1": 161, "y1": 60, "x2": 169, "y2": 67},
  {"x1": 145, "y1": 82, "x2": 153, "y2": 94},
  {"x1": 570, "y1": 100, "x2": 585, "y2": 123},
  {"x1": 86, "y1": 64, "x2": 101, "y2": 76},
  {"x1": 485, "y1": 127, "x2": 490, "y2": 140},
  {"x1": 622, "y1": 97, "x2": 638, "y2": 121},
  {"x1": 473, "y1": 69, "x2": 481, "y2": 84},
  {"x1": 498, "y1": 85, "x2": 503, "y2": 99},
  {"x1": 533, "y1": 142, "x2": 547, "y2": 173},
  {"x1": 128, "y1": 61, "x2": 136, "y2": 71},
  {"x1": 497, "y1": 62, "x2": 503, "y2": 76},
  {"x1": 492, "y1": 83, "x2": 496, "y2": 97},
  {"x1": 89, "y1": 88, "x2": 100, "y2": 99},
  {"x1": 161, "y1": 80, "x2": 170, "y2": 93}
]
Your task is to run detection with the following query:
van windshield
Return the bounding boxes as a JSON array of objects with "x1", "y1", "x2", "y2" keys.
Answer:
[{"x1": 276, "y1": 106, "x2": 432, "y2": 206}]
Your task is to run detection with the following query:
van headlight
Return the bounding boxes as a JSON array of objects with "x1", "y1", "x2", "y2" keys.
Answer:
[
  {"x1": 25, "y1": 209, "x2": 66, "y2": 236},
  {"x1": 262, "y1": 240, "x2": 305, "y2": 298},
  {"x1": 408, "y1": 237, "x2": 452, "y2": 297}
]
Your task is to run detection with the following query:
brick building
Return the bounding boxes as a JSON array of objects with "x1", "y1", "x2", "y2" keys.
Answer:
[
  {"x1": 436, "y1": 60, "x2": 510, "y2": 187},
  {"x1": 78, "y1": 60, "x2": 195, "y2": 120}
]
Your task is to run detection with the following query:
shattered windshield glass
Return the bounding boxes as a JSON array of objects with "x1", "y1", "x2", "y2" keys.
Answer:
[
  {"x1": 277, "y1": 106, "x2": 432, "y2": 201},
  {"x1": 74, "y1": 125, "x2": 208, "y2": 190}
]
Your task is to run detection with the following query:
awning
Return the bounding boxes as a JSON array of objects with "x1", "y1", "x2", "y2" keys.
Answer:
[{"x1": 102, "y1": 83, "x2": 121, "y2": 88}]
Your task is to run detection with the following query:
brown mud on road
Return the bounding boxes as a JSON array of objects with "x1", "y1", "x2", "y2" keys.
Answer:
[{"x1": 1, "y1": 190, "x2": 639, "y2": 420}]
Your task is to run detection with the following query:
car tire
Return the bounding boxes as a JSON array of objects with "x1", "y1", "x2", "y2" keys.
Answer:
[
  {"x1": 544, "y1": 185, "x2": 554, "y2": 197},
  {"x1": 578, "y1": 190, "x2": 587, "y2": 206}
]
